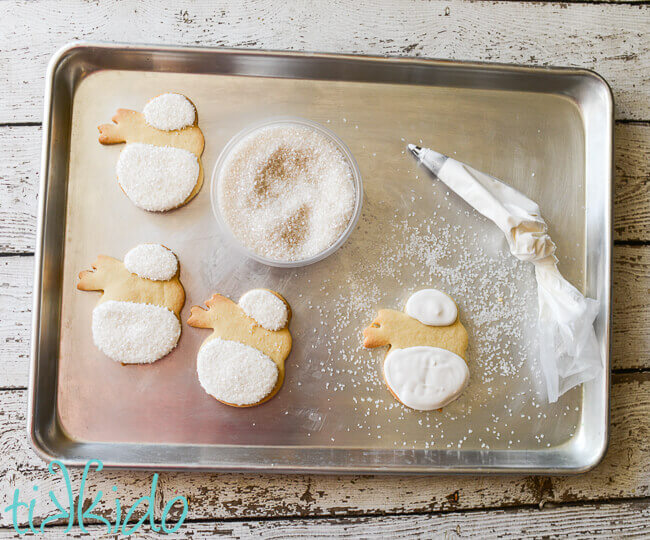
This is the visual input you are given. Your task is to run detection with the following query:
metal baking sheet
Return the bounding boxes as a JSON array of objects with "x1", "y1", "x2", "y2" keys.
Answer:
[{"x1": 29, "y1": 42, "x2": 612, "y2": 473}]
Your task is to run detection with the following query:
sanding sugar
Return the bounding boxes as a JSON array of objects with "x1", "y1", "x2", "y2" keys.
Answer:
[
  {"x1": 92, "y1": 300, "x2": 181, "y2": 364},
  {"x1": 270, "y1": 181, "x2": 582, "y2": 450},
  {"x1": 143, "y1": 93, "x2": 196, "y2": 131},
  {"x1": 217, "y1": 124, "x2": 356, "y2": 261},
  {"x1": 197, "y1": 337, "x2": 279, "y2": 405},
  {"x1": 239, "y1": 289, "x2": 289, "y2": 331},
  {"x1": 124, "y1": 243, "x2": 178, "y2": 281},
  {"x1": 117, "y1": 143, "x2": 199, "y2": 212}
]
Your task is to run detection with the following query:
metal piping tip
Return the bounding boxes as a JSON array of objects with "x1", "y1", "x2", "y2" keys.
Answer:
[
  {"x1": 407, "y1": 144, "x2": 449, "y2": 176},
  {"x1": 407, "y1": 143, "x2": 422, "y2": 158}
]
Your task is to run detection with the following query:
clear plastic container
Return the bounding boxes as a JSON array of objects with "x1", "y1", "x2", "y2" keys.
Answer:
[{"x1": 211, "y1": 117, "x2": 363, "y2": 268}]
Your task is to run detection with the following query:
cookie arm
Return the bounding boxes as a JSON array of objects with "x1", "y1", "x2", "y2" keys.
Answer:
[
  {"x1": 97, "y1": 109, "x2": 139, "y2": 145},
  {"x1": 362, "y1": 310, "x2": 392, "y2": 348},
  {"x1": 187, "y1": 306, "x2": 212, "y2": 329},
  {"x1": 187, "y1": 294, "x2": 236, "y2": 329},
  {"x1": 77, "y1": 255, "x2": 117, "y2": 291}
]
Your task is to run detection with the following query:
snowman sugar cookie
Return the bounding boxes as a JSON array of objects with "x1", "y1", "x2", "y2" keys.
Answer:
[
  {"x1": 98, "y1": 93, "x2": 205, "y2": 212},
  {"x1": 77, "y1": 244, "x2": 185, "y2": 364},
  {"x1": 188, "y1": 289, "x2": 292, "y2": 407},
  {"x1": 363, "y1": 289, "x2": 469, "y2": 411}
]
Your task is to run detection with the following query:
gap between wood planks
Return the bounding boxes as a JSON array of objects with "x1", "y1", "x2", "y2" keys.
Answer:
[
  {"x1": 0, "y1": 491, "x2": 648, "y2": 534},
  {"x1": 0, "y1": 496, "x2": 649, "y2": 533},
  {"x1": 616, "y1": 239, "x2": 650, "y2": 246},
  {"x1": 0, "y1": 122, "x2": 41, "y2": 128},
  {"x1": 0, "y1": 117, "x2": 648, "y2": 131}
]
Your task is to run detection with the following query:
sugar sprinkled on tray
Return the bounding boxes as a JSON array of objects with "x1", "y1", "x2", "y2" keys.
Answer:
[{"x1": 278, "y1": 174, "x2": 580, "y2": 451}]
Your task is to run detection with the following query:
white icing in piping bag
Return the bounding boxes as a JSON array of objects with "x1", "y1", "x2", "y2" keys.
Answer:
[{"x1": 408, "y1": 144, "x2": 601, "y2": 403}]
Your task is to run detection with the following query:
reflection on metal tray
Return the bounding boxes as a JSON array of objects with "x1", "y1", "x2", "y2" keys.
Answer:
[{"x1": 29, "y1": 42, "x2": 612, "y2": 473}]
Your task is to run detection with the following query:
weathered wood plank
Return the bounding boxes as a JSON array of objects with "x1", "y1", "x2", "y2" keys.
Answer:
[
  {"x1": 0, "y1": 373, "x2": 647, "y2": 526},
  {"x1": 615, "y1": 122, "x2": 650, "y2": 242},
  {"x1": 612, "y1": 245, "x2": 650, "y2": 371},
  {"x1": 0, "y1": 126, "x2": 40, "y2": 254},
  {"x1": 1, "y1": 122, "x2": 648, "y2": 253},
  {"x1": 2, "y1": 245, "x2": 646, "y2": 389},
  {"x1": 26, "y1": 500, "x2": 650, "y2": 539},
  {"x1": 164, "y1": 499, "x2": 650, "y2": 539},
  {"x1": 0, "y1": 0, "x2": 648, "y2": 123},
  {"x1": 0, "y1": 256, "x2": 32, "y2": 389}
]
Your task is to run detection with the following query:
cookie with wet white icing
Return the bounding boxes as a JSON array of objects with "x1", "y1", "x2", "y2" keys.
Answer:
[
  {"x1": 77, "y1": 244, "x2": 184, "y2": 364},
  {"x1": 98, "y1": 93, "x2": 204, "y2": 211},
  {"x1": 187, "y1": 290, "x2": 292, "y2": 407},
  {"x1": 363, "y1": 289, "x2": 469, "y2": 411}
]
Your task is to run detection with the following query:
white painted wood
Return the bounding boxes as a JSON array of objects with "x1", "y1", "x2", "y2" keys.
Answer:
[
  {"x1": 179, "y1": 500, "x2": 650, "y2": 539},
  {"x1": 1, "y1": 122, "x2": 647, "y2": 253},
  {"x1": 614, "y1": 123, "x2": 650, "y2": 242},
  {"x1": 29, "y1": 500, "x2": 650, "y2": 539},
  {"x1": 0, "y1": 257, "x2": 33, "y2": 388},
  {"x1": 0, "y1": 0, "x2": 648, "y2": 124},
  {"x1": 613, "y1": 245, "x2": 650, "y2": 371},
  {"x1": 0, "y1": 374, "x2": 647, "y2": 526},
  {"x1": 0, "y1": 126, "x2": 40, "y2": 254}
]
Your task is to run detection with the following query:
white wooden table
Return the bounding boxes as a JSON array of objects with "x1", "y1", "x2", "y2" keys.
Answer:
[{"x1": 1, "y1": 1, "x2": 649, "y2": 537}]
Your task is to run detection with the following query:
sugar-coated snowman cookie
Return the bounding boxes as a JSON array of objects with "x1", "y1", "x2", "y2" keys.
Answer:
[
  {"x1": 98, "y1": 93, "x2": 205, "y2": 212},
  {"x1": 188, "y1": 289, "x2": 292, "y2": 407},
  {"x1": 363, "y1": 289, "x2": 469, "y2": 411},
  {"x1": 77, "y1": 244, "x2": 185, "y2": 364}
]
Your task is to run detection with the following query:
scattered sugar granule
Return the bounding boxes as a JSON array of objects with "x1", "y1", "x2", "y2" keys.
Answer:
[{"x1": 210, "y1": 149, "x2": 581, "y2": 451}]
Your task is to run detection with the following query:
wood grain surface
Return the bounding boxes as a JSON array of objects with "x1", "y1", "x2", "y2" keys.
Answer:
[
  {"x1": 7, "y1": 500, "x2": 650, "y2": 538},
  {"x1": 1, "y1": 0, "x2": 648, "y2": 537},
  {"x1": 0, "y1": 1, "x2": 649, "y2": 123}
]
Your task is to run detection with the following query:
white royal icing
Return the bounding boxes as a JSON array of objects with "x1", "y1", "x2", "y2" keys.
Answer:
[
  {"x1": 238, "y1": 289, "x2": 289, "y2": 331},
  {"x1": 124, "y1": 244, "x2": 178, "y2": 281},
  {"x1": 405, "y1": 289, "x2": 458, "y2": 326},
  {"x1": 197, "y1": 338, "x2": 279, "y2": 405},
  {"x1": 383, "y1": 346, "x2": 469, "y2": 411},
  {"x1": 92, "y1": 300, "x2": 181, "y2": 364},
  {"x1": 116, "y1": 143, "x2": 199, "y2": 211},
  {"x1": 143, "y1": 93, "x2": 196, "y2": 131}
]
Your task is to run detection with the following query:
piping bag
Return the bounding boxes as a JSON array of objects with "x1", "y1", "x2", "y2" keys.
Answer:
[{"x1": 408, "y1": 144, "x2": 601, "y2": 403}]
